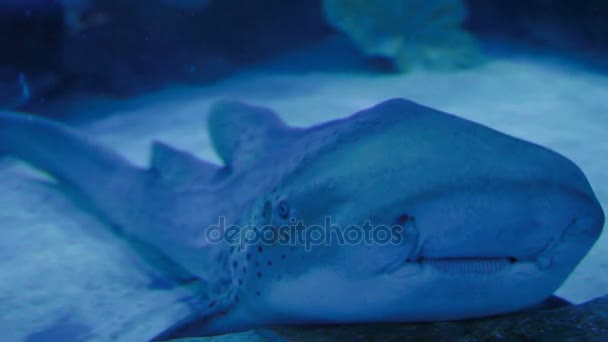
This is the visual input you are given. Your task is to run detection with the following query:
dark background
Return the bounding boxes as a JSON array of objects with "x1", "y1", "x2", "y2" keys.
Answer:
[{"x1": 0, "y1": 0, "x2": 606, "y2": 112}]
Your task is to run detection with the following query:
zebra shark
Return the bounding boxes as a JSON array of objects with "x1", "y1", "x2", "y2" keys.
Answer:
[{"x1": 0, "y1": 99, "x2": 604, "y2": 340}]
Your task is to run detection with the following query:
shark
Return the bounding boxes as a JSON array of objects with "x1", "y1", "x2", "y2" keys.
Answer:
[{"x1": 0, "y1": 98, "x2": 604, "y2": 340}]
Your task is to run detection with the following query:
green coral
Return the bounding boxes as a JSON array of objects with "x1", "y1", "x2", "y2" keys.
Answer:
[{"x1": 323, "y1": 0, "x2": 484, "y2": 72}]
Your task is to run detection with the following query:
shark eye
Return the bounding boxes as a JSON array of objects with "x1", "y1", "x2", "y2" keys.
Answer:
[{"x1": 278, "y1": 200, "x2": 290, "y2": 219}]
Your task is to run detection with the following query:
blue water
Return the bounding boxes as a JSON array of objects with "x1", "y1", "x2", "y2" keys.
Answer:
[{"x1": 0, "y1": 1, "x2": 607, "y2": 341}]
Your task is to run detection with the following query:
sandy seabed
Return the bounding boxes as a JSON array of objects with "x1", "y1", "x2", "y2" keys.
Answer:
[{"x1": 1, "y1": 43, "x2": 606, "y2": 340}]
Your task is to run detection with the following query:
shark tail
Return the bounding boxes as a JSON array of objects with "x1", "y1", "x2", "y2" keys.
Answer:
[{"x1": 0, "y1": 111, "x2": 142, "y2": 222}]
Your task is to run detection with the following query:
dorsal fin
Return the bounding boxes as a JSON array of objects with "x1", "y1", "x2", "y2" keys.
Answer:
[
  {"x1": 150, "y1": 141, "x2": 222, "y2": 185},
  {"x1": 208, "y1": 100, "x2": 298, "y2": 169}
]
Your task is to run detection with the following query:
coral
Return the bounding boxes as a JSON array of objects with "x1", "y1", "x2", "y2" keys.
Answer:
[{"x1": 322, "y1": 0, "x2": 484, "y2": 72}]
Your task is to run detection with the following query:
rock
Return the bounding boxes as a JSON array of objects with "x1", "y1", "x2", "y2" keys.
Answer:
[
  {"x1": 260, "y1": 295, "x2": 608, "y2": 341},
  {"x1": 322, "y1": 0, "x2": 484, "y2": 72}
]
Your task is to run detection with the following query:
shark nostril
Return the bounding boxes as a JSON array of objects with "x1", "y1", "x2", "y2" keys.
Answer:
[{"x1": 395, "y1": 214, "x2": 411, "y2": 225}]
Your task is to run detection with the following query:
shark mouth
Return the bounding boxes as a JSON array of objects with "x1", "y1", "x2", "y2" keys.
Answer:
[
  {"x1": 405, "y1": 216, "x2": 578, "y2": 274},
  {"x1": 387, "y1": 213, "x2": 571, "y2": 275},
  {"x1": 417, "y1": 257, "x2": 517, "y2": 274},
  {"x1": 382, "y1": 255, "x2": 521, "y2": 276}
]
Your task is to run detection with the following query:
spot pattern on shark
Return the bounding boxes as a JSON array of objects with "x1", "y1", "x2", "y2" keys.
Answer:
[{"x1": 0, "y1": 98, "x2": 604, "y2": 340}]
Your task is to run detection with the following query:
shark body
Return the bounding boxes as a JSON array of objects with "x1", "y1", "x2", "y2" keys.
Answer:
[{"x1": 0, "y1": 99, "x2": 604, "y2": 340}]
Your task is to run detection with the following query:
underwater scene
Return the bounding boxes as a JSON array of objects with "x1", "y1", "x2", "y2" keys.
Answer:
[{"x1": 1, "y1": 0, "x2": 607, "y2": 341}]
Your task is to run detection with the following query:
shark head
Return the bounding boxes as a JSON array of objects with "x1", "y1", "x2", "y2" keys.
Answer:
[{"x1": 231, "y1": 99, "x2": 604, "y2": 326}]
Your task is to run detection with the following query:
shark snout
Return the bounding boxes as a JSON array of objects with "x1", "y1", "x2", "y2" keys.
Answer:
[
  {"x1": 540, "y1": 188, "x2": 605, "y2": 269},
  {"x1": 567, "y1": 192, "x2": 604, "y2": 238},
  {"x1": 406, "y1": 178, "x2": 604, "y2": 268},
  {"x1": 520, "y1": 148, "x2": 605, "y2": 262}
]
